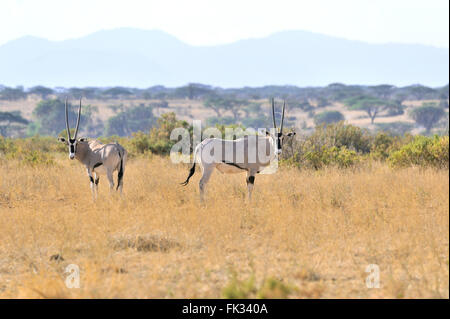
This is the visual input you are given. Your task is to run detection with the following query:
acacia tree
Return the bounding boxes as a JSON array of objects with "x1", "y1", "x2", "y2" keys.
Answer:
[
  {"x1": 102, "y1": 87, "x2": 133, "y2": 99},
  {"x1": 0, "y1": 86, "x2": 27, "y2": 101},
  {"x1": 369, "y1": 84, "x2": 395, "y2": 100},
  {"x1": 32, "y1": 99, "x2": 97, "y2": 136},
  {"x1": 204, "y1": 96, "x2": 225, "y2": 117},
  {"x1": 174, "y1": 83, "x2": 213, "y2": 100},
  {"x1": 345, "y1": 95, "x2": 396, "y2": 124},
  {"x1": 0, "y1": 111, "x2": 29, "y2": 136},
  {"x1": 409, "y1": 104, "x2": 446, "y2": 133},
  {"x1": 224, "y1": 98, "x2": 247, "y2": 120},
  {"x1": 405, "y1": 85, "x2": 436, "y2": 100},
  {"x1": 314, "y1": 111, "x2": 345, "y2": 125},
  {"x1": 204, "y1": 96, "x2": 248, "y2": 120},
  {"x1": 439, "y1": 88, "x2": 449, "y2": 109},
  {"x1": 242, "y1": 102, "x2": 262, "y2": 118},
  {"x1": 68, "y1": 87, "x2": 98, "y2": 99},
  {"x1": 316, "y1": 97, "x2": 329, "y2": 107},
  {"x1": 439, "y1": 99, "x2": 449, "y2": 109},
  {"x1": 29, "y1": 86, "x2": 54, "y2": 100},
  {"x1": 105, "y1": 105, "x2": 156, "y2": 136}
]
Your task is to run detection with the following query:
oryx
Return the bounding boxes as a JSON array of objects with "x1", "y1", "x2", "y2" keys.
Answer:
[
  {"x1": 58, "y1": 98, "x2": 128, "y2": 199},
  {"x1": 181, "y1": 98, "x2": 296, "y2": 201}
]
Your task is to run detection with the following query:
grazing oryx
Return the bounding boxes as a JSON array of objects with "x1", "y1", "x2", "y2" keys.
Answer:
[
  {"x1": 58, "y1": 98, "x2": 128, "y2": 199},
  {"x1": 181, "y1": 98, "x2": 296, "y2": 201}
]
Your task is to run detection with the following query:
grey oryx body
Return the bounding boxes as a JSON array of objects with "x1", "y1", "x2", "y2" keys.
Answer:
[
  {"x1": 181, "y1": 99, "x2": 295, "y2": 201},
  {"x1": 58, "y1": 98, "x2": 128, "y2": 199}
]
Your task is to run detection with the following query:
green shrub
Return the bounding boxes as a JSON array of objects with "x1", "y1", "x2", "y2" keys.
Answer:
[
  {"x1": 314, "y1": 111, "x2": 345, "y2": 125},
  {"x1": 210, "y1": 123, "x2": 249, "y2": 139},
  {"x1": 281, "y1": 123, "x2": 370, "y2": 169},
  {"x1": 256, "y1": 277, "x2": 293, "y2": 299},
  {"x1": 304, "y1": 146, "x2": 359, "y2": 169},
  {"x1": 205, "y1": 116, "x2": 234, "y2": 127},
  {"x1": 19, "y1": 149, "x2": 54, "y2": 166},
  {"x1": 0, "y1": 138, "x2": 55, "y2": 166},
  {"x1": 375, "y1": 122, "x2": 414, "y2": 136},
  {"x1": 129, "y1": 131, "x2": 152, "y2": 155},
  {"x1": 148, "y1": 112, "x2": 192, "y2": 155},
  {"x1": 222, "y1": 274, "x2": 258, "y2": 299},
  {"x1": 0, "y1": 136, "x2": 15, "y2": 154},
  {"x1": 124, "y1": 112, "x2": 192, "y2": 156},
  {"x1": 1, "y1": 135, "x2": 63, "y2": 155},
  {"x1": 221, "y1": 272, "x2": 294, "y2": 299},
  {"x1": 369, "y1": 132, "x2": 412, "y2": 161},
  {"x1": 148, "y1": 139, "x2": 176, "y2": 155},
  {"x1": 309, "y1": 122, "x2": 371, "y2": 153},
  {"x1": 389, "y1": 135, "x2": 449, "y2": 169}
]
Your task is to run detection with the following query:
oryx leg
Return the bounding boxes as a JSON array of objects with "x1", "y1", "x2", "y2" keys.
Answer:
[
  {"x1": 107, "y1": 169, "x2": 115, "y2": 193},
  {"x1": 87, "y1": 167, "x2": 96, "y2": 201},
  {"x1": 199, "y1": 164, "x2": 214, "y2": 202},
  {"x1": 246, "y1": 170, "x2": 257, "y2": 201}
]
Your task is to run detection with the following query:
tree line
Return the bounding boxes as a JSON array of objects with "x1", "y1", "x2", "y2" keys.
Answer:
[
  {"x1": 1, "y1": 83, "x2": 448, "y2": 102},
  {"x1": 0, "y1": 83, "x2": 448, "y2": 138}
]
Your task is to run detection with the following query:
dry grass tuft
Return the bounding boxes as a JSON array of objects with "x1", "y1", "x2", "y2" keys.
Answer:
[
  {"x1": 0, "y1": 156, "x2": 448, "y2": 298},
  {"x1": 110, "y1": 234, "x2": 181, "y2": 252}
]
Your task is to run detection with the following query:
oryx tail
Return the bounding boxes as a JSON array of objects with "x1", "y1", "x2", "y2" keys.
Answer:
[
  {"x1": 181, "y1": 143, "x2": 201, "y2": 186},
  {"x1": 116, "y1": 149, "x2": 124, "y2": 191}
]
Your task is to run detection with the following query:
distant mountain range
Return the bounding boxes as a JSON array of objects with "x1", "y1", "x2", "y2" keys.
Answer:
[{"x1": 0, "y1": 28, "x2": 448, "y2": 88}]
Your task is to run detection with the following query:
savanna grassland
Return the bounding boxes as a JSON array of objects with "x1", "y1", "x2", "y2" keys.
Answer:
[{"x1": 0, "y1": 156, "x2": 448, "y2": 298}]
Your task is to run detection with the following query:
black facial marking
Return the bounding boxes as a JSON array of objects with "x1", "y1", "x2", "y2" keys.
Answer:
[
  {"x1": 95, "y1": 177, "x2": 99, "y2": 185},
  {"x1": 93, "y1": 162, "x2": 102, "y2": 169},
  {"x1": 247, "y1": 176, "x2": 255, "y2": 184},
  {"x1": 276, "y1": 132, "x2": 282, "y2": 149},
  {"x1": 222, "y1": 161, "x2": 246, "y2": 170},
  {"x1": 89, "y1": 176, "x2": 94, "y2": 184},
  {"x1": 70, "y1": 145, "x2": 75, "y2": 153}
]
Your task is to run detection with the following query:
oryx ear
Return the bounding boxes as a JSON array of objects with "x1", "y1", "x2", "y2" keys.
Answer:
[
  {"x1": 265, "y1": 130, "x2": 271, "y2": 136},
  {"x1": 286, "y1": 132, "x2": 296, "y2": 137},
  {"x1": 58, "y1": 137, "x2": 67, "y2": 144},
  {"x1": 78, "y1": 137, "x2": 87, "y2": 142}
]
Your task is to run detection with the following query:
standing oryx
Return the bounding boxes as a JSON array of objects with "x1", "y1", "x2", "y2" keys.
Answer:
[
  {"x1": 58, "y1": 98, "x2": 128, "y2": 199},
  {"x1": 181, "y1": 98, "x2": 296, "y2": 201}
]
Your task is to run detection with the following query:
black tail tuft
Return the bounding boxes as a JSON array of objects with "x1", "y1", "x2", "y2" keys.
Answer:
[
  {"x1": 116, "y1": 152, "x2": 124, "y2": 191},
  {"x1": 180, "y1": 163, "x2": 196, "y2": 186}
]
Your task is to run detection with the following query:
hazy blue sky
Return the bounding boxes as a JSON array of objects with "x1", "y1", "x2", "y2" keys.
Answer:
[{"x1": 1, "y1": 0, "x2": 449, "y2": 48}]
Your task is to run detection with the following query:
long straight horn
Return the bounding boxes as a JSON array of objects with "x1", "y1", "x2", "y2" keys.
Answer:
[
  {"x1": 280, "y1": 100, "x2": 286, "y2": 133},
  {"x1": 74, "y1": 97, "x2": 82, "y2": 140},
  {"x1": 271, "y1": 98, "x2": 277, "y2": 130},
  {"x1": 65, "y1": 97, "x2": 71, "y2": 139}
]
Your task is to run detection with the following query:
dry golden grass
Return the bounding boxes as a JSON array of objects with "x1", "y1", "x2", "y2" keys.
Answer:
[{"x1": 0, "y1": 157, "x2": 448, "y2": 298}]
